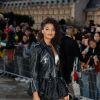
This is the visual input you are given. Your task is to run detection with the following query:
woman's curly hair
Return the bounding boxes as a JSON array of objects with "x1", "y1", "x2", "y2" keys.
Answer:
[
  {"x1": 41, "y1": 17, "x2": 59, "y2": 32},
  {"x1": 38, "y1": 17, "x2": 61, "y2": 47}
]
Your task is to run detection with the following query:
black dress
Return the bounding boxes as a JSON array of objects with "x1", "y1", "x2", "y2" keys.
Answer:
[{"x1": 30, "y1": 41, "x2": 69, "y2": 100}]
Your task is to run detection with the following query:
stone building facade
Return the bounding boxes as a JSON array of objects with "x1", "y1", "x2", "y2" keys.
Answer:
[
  {"x1": 0, "y1": 0, "x2": 100, "y2": 29},
  {"x1": 86, "y1": 0, "x2": 100, "y2": 25}
]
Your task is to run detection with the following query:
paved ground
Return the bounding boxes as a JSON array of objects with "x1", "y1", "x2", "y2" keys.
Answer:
[
  {"x1": 0, "y1": 76, "x2": 32, "y2": 100},
  {"x1": 0, "y1": 76, "x2": 93, "y2": 100}
]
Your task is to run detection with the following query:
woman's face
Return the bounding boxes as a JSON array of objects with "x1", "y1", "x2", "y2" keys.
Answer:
[
  {"x1": 94, "y1": 33, "x2": 100, "y2": 42},
  {"x1": 16, "y1": 26, "x2": 21, "y2": 32},
  {"x1": 89, "y1": 41, "x2": 96, "y2": 49},
  {"x1": 22, "y1": 35, "x2": 28, "y2": 42},
  {"x1": 42, "y1": 23, "x2": 56, "y2": 40},
  {"x1": 82, "y1": 38, "x2": 89, "y2": 46},
  {"x1": 25, "y1": 30, "x2": 31, "y2": 36},
  {"x1": 74, "y1": 28, "x2": 78, "y2": 35}
]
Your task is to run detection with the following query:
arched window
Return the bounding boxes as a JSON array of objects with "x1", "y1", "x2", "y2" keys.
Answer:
[
  {"x1": 68, "y1": 0, "x2": 70, "y2": 2},
  {"x1": 15, "y1": 3, "x2": 18, "y2": 6},
  {"x1": 41, "y1": 1, "x2": 44, "y2": 4},
  {"x1": 32, "y1": 2, "x2": 34, "y2": 5},
  {"x1": 28, "y1": 2, "x2": 30, "y2": 6},
  {"x1": 7, "y1": 4, "x2": 10, "y2": 6},
  {"x1": 36, "y1": 2, "x2": 39, "y2": 5},
  {"x1": 11, "y1": 3, "x2": 13, "y2": 6},
  {"x1": 46, "y1": 1, "x2": 49, "y2": 4},
  {"x1": 51, "y1": 1, "x2": 54, "y2": 4},
  {"x1": 19, "y1": 3, "x2": 22, "y2": 6},
  {"x1": 73, "y1": 0, "x2": 77, "y2": 2},
  {"x1": 62, "y1": 0, "x2": 65, "y2": 3},
  {"x1": 57, "y1": 0, "x2": 59, "y2": 3},
  {"x1": 23, "y1": 3, "x2": 26, "y2": 5}
]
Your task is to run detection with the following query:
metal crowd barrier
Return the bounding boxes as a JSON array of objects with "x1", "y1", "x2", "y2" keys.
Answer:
[
  {"x1": 79, "y1": 68, "x2": 98, "y2": 100},
  {"x1": 0, "y1": 46, "x2": 100, "y2": 100},
  {"x1": 0, "y1": 45, "x2": 32, "y2": 79}
]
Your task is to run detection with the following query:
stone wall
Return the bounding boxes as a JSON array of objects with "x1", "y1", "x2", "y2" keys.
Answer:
[
  {"x1": 1, "y1": 0, "x2": 99, "y2": 29},
  {"x1": 72, "y1": 0, "x2": 89, "y2": 22},
  {"x1": 86, "y1": 8, "x2": 100, "y2": 24}
]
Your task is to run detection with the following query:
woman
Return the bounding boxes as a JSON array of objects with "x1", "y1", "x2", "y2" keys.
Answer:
[
  {"x1": 94, "y1": 32, "x2": 100, "y2": 100},
  {"x1": 30, "y1": 18, "x2": 69, "y2": 100},
  {"x1": 94, "y1": 32, "x2": 100, "y2": 57},
  {"x1": 82, "y1": 38, "x2": 98, "y2": 99}
]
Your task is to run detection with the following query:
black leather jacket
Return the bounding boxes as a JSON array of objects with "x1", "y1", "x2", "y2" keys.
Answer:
[{"x1": 30, "y1": 41, "x2": 60, "y2": 92}]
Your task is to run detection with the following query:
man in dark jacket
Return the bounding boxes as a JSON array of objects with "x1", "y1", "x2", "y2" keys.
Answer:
[{"x1": 60, "y1": 26, "x2": 84, "y2": 84}]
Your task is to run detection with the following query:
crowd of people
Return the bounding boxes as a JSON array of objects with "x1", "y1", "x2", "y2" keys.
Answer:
[{"x1": 0, "y1": 14, "x2": 100, "y2": 100}]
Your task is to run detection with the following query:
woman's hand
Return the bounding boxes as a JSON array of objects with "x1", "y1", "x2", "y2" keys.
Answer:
[
  {"x1": 93, "y1": 55, "x2": 99, "y2": 61},
  {"x1": 64, "y1": 95, "x2": 69, "y2": 100},
  {"x1": 33, "y1": 92, "x2": 40, "y2": 100},
  {"x1": 81, "y1": 50, "x2": 86, "y2": 55},
  {"x1": 81, "y1": 47, "x2": 89, "y2": 56},
  {"x1": 93, "y1": 55, "x2": 99, "y2": 66}
]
